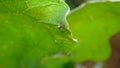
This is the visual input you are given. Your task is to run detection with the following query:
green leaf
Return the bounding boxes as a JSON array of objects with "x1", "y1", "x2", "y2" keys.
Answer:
[
  {"x1": 67, "y1": 2, "x2": 120, "y2": 62},
  {"x1": 0, "y1": 11, "x2": 75, "y2": 68},
  {"x1": 0, "y1": 0, "x2": 75, "y2": 67},
  {"x1": 0, "y1": 4, "x2": 74, "y2": 68}
]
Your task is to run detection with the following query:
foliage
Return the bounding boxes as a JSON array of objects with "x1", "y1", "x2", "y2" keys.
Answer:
[
  {"x1": 0, "y1": 0, "x2": 120, "y2": 68},
  {"x1": 0, "y1": 0, "x2": 74, "y2": 68},
  {"x1": 67, "y1": 2, "x2": 120, "y2": 62}
]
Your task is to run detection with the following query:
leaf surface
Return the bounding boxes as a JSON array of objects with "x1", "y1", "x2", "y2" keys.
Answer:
[{"x1": 67, "y1": 2, "x2": 120, "y2": 62}]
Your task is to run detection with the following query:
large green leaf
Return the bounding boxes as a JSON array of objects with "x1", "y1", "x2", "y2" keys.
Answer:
[
  {"x1": 0, "y1": 11, "x2": 75, "y2": 68},
  {"x1": 0, "y1": 0, "x2": 75, "y2": 68},
  {"x1": 67, "y1": 2, "x2": 120, "y2": 62}
]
